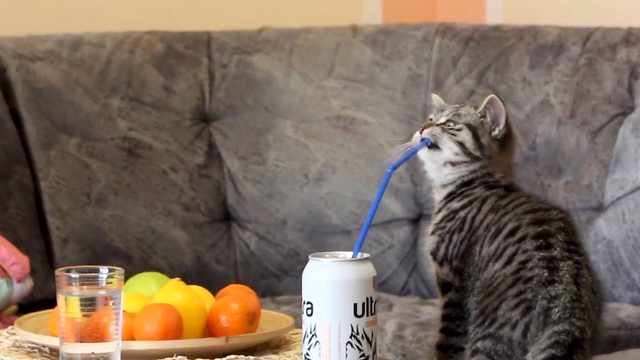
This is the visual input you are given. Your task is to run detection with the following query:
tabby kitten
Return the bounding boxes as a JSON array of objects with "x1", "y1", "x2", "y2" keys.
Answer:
[{"x1": 413, "y1": 93, "x2": 602, "y2": 360}]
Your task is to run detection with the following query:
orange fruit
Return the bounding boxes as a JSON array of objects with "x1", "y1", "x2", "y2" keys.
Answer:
[
  {"x1": 48, "y1": 307, "x2": 60, "y2": 337},
  {"x1": 215, "y1": 284, "x2": 261, "y2": 323},
  {"x1": 63, "y1": 318, "x2": 81, "y2": 343},
  {"x1": 80, "y1": 306, "x2": 117, "y2": 343},
  {"x1": 48, "y1": 306, "x2": 80, "y2": 342},
  {"x1": 133, "y1": 303, "x2": 183, "y2": 341},
  {"x1": 121, "y1": 312, "x2": 136, "y2": 341},
  {"x1": 207, "y1": 293, "x2": 262, "y2": 337},
  {"x1": 215, "y1": 284, "x2": 258, "y2": 300}
]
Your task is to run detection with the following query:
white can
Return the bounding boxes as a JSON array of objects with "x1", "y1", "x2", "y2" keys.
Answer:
[{"x1": 302, "y1": 251, "x2": 378, "y2": 360}]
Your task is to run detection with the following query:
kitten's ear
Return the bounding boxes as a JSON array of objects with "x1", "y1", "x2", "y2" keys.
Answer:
[
  {"x1": 478, "y1": 94, "x2": 507, "y2": 139},
  {"x1": 431, "y1": 93, "x2": 447, "y2": 111}
]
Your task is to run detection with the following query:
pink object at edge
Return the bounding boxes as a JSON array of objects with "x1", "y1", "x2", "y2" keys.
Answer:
[
  {"x1": 0, "y1": 313, "x2": 18, "y2": 329},
  {"x1": 0, "y1": 234, "x2": 30, "y2": 282}
]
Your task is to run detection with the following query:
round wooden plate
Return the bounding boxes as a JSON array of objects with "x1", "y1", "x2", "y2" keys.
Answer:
[{"x1": 14, "y1": 309, "x2": 295, "y2": 359}]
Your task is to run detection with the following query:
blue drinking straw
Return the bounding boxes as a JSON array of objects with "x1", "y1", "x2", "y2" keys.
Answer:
[{"x1": 352, "y1": 138, "x2": 432, "y2": 258}]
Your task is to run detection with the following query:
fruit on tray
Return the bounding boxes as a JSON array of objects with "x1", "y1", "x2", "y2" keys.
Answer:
[
  {"x1": 48, "y1": 305, "x2": 116, "y2": 343},
  {"x1": 80, "y1": 306, "x2": 116, "y2": 342},
  {"x1": 150, "y1": 278, "x2": 207, "y2": 339},
  {"x1": 122, "y1": 271, "x2": 170, "y2": 298},
  {"x1": 207, "y1": 284, "x2": 262, "y2": 337},
  {"x1": 133, "y1": 303, "x2": 183, "y2": 341},
  {"x1": 47, "y1": 306, "x2": 77, "y2": 339},
  {"x1": 47, "y1": 271, "x2": 263, "y2": 341},
  {"x1": 121, "y1": 311, "x2": 136, "y2": 341},
  {"x1": 122, "y1": 291, "x2": 151, "y2": 314},
  {"x1": 189, "y1": 285, "x2": 216, "y2": 313}
]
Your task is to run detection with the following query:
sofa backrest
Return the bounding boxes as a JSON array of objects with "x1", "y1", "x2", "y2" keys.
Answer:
[
  {"x1": 0, "y1": 23, "x2": 638, "y2": 305},
  {"x1": 0, "y1": 74, "x2": 55, "y2": 304}
]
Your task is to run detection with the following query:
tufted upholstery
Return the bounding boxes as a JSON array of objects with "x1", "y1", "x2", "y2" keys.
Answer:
[
  {"x1": 0, "y1": 72, "x2": 55, "y2": 303},
  {"x1": 0, "y1": 23, "x2": 639, "y2": 310}
]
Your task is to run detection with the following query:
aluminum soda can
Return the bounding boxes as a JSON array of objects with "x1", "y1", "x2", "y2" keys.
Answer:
[{"x1": 301, "y1": 251, "x2": 378, "y2": 360}]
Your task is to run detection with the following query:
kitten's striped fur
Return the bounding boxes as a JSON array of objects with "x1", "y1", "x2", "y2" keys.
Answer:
[{"x1": 413, "y1": 94, "x2": 602, "y2": 360}]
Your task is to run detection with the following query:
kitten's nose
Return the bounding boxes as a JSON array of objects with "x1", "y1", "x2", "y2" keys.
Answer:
[{"x1": 419, "y1": 122, "x2": 434, "y2": 134}]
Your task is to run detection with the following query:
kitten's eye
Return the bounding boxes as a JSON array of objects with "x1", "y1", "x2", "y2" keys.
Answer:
[
  {"x1": 428, "y1": 115, "x2": 435, "y2": 122},
  {"x1": 444, "y1": 120, "x2": 456, "y2": 128}
]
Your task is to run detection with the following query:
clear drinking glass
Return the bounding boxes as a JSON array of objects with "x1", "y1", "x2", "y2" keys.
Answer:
[{"x1": 55, "y1": 265, "x2": 125, "y2": 360}]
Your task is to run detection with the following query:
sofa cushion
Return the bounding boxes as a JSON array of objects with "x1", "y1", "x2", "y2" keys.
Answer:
[
  {"x1": 0, "y1": 33, "x2": 233, "y2": 293},
  {"x1": 0, "y1": 81, "x2": 54, "y2": 303},
  {"x1": 586, "y1": 111, "x2": 640, "y2": 304},
  {"x1": 595, "y1": 350, "x2": 640, "y2": 360},
  {"x1": 208, "y1": 27, "x2": 437, "y2": 296},
  {"x1": 262, "y1": 293, "x2": 640, "y2": 359},
  {"x1": 209, "y1": 24, "x2": 640, "y2": 302},
  {"x1": 419, "y1": 24, "x2": 640, "y2": 304}
]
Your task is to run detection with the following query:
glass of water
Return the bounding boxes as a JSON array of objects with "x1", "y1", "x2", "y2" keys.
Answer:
[{"x1": 55, "y1": 265, "x2": 125, "y2": 360}]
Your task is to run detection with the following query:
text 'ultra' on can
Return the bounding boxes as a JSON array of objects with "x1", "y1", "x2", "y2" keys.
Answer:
[{"x1": 302, "y1": 251, "x2": 378, "y2": 360}]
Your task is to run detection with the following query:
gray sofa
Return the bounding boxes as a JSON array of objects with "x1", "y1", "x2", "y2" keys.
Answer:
[{"x1": 1, "y1": 23, "x2": 639, "y2": 359}]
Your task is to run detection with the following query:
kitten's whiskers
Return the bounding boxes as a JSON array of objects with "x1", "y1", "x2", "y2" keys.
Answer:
[{"x1": 391, "y1": 141, "x2": 415, "y2": 158}]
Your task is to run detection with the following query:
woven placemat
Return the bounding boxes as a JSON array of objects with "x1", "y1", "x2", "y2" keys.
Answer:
[{"x1": 0, "y1": 326, "x2": 302, "y2": 360}]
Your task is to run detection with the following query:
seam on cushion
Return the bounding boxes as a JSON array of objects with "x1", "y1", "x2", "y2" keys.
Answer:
[
  {"x1": 416, "y1": 25, "x2": 441, "y2": 294},
  {"x1": 206, "y1": 31, "x2": 238, "y2": 282},
  {"x1": 0, "y1": 51, "x2": 55, "y2": 270},
  {"x1": 424, "y1": 24, "x2": 441, "y2": 121},
  {"x1": 602, "y1": 110, "x2": 640, "y2": 210},
  {"x1": 605, "y1": 186, "x2": 640, "y2": 210},
  {"x1": 420, "y1": 24, "x2": 441, "y2": 216}
]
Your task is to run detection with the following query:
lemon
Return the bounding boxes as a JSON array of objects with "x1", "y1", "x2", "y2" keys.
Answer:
[
  {"x1": 151, "y1": 278, "x2": 207, "y2": 339},
  {"x1": 189, "y1": 285, "x2": 216, "y2": 313},
  {"x1": 57, "y1": 294, "x2": 82, "y2": 319},
  {"x1": 123, "y1": 291, "x2": 151, "y2": 314}
]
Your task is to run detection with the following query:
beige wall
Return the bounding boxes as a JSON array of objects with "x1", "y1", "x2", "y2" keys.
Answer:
[
  {"x1": 503, "y1": 0, "x2": 640, "y2": 27},
  {"x1": 0, "y1": 0, "x2": 363, "y2": 37},
  {"x1": 1, "y1": 0, "x2": 640, "y2": 37}
]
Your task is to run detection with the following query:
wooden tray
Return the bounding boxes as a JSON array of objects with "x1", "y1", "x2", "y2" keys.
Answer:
[{"x1": 14, "y1": 309, "x2": 295, "y2": 359}]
